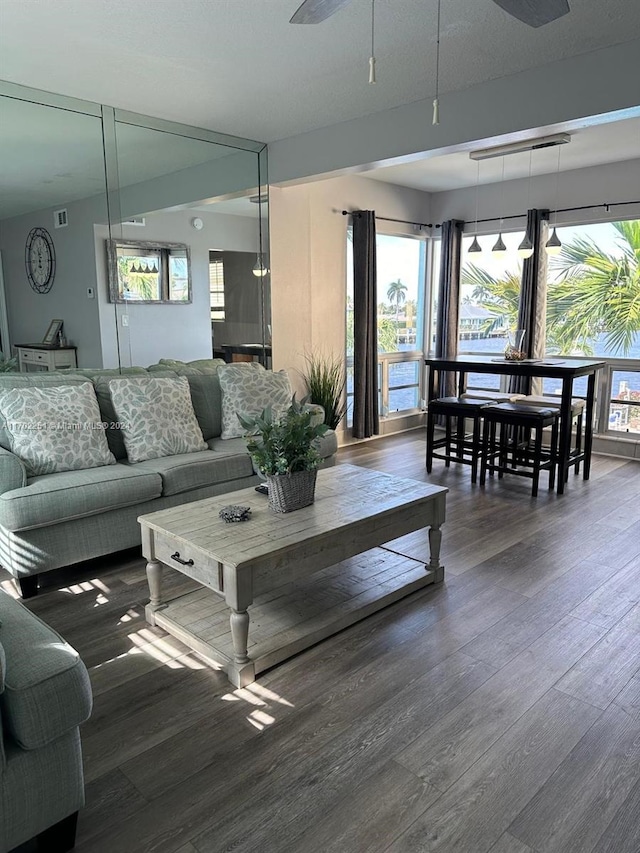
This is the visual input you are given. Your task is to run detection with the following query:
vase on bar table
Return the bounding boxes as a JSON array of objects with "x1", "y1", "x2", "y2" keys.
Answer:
[{"x1": 505, "y1": 329, "x2": 527, "y2": 361}]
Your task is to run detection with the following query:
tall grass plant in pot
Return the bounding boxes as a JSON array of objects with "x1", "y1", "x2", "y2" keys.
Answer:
[
  {"x1": 238, "y1": 396, "x2": 329, "y2": 513},
  {"x1": 301, "y1": 352, "x2": 346, "y2": 431}
]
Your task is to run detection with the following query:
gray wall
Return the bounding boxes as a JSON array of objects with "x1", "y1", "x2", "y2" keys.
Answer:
[{"x1": 0, "y1": 193, "x2": 108, "y2": 367}]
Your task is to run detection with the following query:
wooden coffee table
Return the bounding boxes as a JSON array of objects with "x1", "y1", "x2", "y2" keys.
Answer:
[{"x1": 140, "y1": 464, "x2": 447, "y2": 687}]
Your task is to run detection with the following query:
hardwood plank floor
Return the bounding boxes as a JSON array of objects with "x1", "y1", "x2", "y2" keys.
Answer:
[{"x1": 4, "y1": 431, "x2": 640, "y2": 853}]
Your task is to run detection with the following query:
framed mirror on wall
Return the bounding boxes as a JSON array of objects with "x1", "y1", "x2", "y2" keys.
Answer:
[{"x1": 106, "y1": 239, "x2": 192, "y2": 303}]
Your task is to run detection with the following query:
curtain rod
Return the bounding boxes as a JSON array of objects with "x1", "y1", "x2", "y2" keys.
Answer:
[
  {"x1": 342, "y1": 210, "x2": 432, "y2": 229},
  {"x1": 435, "y1": 199, "x2": 640, "y2": 228}
]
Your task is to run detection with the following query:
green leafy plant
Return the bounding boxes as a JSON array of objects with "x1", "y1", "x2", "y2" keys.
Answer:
[
  {"x1": 0, "y1": 352, "x2": 17, "y2": 372},
  {"x1": 302, "y1": 352, "x2": 346, "y2": 430},
  {"x1": 238, "y1": 396, "x2": 329, "y2": 476}
]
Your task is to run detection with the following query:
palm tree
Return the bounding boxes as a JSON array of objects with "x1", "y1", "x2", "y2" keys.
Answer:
[
  {"x1": 548, "y1": 220, "x2": 640, "y2": 355},
  {"x1": 387, "y1": 279, "x2": 408, "y2": 345},
  {"x1": 461, "y1": 221, "x2": 640, "y2": 356},
  {"x1": 461, "y1": 264, "x2": 521, "y2": 335}
]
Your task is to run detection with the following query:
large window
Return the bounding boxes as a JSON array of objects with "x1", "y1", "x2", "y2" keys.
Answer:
[
  {"x1": 346, "y1": 231, "x2": 428, "y2": 423},
  {"x1": 443, "y1": 218, "x2": 640, "y2": 434}
]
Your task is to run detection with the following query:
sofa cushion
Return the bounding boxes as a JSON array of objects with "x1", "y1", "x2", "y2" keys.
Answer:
[
  {"x1": 0, "y1": 464, "x2": 162, "y2": 531},
  {"x1": 108, "y1": 376, "x2": 208, "y2": 463},
  {"x1": 218, "y1": 363, "x2": 292, "y2": 440},
  {"x1": 129, "y1": 450, "x2": 254, "y2": 496},
  {"x1": 0, "y1": 591, "x2": 92, "y2": 749},
  {"x1": 92, "y1": 372, "x2": 174, "y2": 460},
  {"x1": 0, "y1": 375, "x2": 87, "y2": 452},
  {"x1": 0, "y1": 382, "x2": 116, "y2": 477}
]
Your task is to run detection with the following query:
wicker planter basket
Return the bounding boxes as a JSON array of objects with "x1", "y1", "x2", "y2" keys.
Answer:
[{"x1": 266, "y1": 469, "x2": 317, "y2": 513}]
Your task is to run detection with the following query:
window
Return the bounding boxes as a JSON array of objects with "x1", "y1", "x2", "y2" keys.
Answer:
[
  {"x1": 209, "y1": 252, "x2": 225, "y2": 321},
  {"x1": 346, "y1": 230, "x2": 428, "y2": 424}
]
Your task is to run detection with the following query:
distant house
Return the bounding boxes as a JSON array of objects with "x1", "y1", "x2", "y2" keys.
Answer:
[{"x1": 458, "y1": 303, "x2": 507, "y2": 339}]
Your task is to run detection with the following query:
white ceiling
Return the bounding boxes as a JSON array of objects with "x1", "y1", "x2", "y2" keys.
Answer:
[
  {"x1": 364, "y1": 116, "x2": 640, "y2": 192},
  {"x1": 1, "y1": 0, "x2": 640, "y2": 143}
]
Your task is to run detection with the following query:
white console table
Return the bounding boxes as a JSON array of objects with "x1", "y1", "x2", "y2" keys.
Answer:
[{"x1": 16, "y1": 344, "x2": 78, "y2": 372}]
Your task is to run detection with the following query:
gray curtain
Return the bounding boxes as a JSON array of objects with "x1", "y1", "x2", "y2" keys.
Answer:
[
  {"x1": 434, "y1": 220, "x2": 464, "y2": 398},
  {"x1": 511, "y1": 208, "x2": 550, "y2": 394},
  {"x1": 352, "y1": 210, "x2": 379, "y2": 438}
]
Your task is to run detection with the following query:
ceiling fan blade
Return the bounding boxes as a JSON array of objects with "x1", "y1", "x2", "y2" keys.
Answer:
[
  {"x1": 491, "y1": 0, "x2": 570, "y2": 28},
  {"x1": 290, "y1": 0, "x2": 353, "y2": 25}
]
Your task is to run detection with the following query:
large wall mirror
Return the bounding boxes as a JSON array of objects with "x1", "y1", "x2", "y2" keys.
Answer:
[{"x1": 0, "y1": 80, "x2": 269, "y2": 372}]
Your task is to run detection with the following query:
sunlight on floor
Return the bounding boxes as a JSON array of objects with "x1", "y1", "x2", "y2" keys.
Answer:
[
  {"x1": 0, "y1": 580, "x2": 19, "y2": 599},
  {"x1": 60, "y1": 579, "x2": 111, "y2": 596},
  {"x1": 118, "y1": 608, "x2": 142, "y2": 624},
  {"x1": 220, "y1": 680, "x2": 295, "y2": 730}
]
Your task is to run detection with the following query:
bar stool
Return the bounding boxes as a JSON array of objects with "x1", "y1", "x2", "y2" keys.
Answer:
[
  {"x1": 426, "y1": 397, "x2": 493, "y2": 483},
  {"x1": 516, "y1": 395, "x2": 585, "y2": 478},
  {"x1": 480, "y1": 402, "x2": 560, "y2": 497}
]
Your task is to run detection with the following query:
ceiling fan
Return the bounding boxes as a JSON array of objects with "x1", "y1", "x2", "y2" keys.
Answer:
[{"x1": 290, "y1": 0, "x2": 570, "y2": 28}]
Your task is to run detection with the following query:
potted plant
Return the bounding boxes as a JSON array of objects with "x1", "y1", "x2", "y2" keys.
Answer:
[
  {"x1": 301, "y1": 352, "x2": 346, "y2": 430},
  {"x1": 238, "y1": 396, "x2": 329, "y2": 513}
]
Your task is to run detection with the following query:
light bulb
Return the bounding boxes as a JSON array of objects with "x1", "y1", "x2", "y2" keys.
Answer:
[
  {"x1": 468, "y1": 236, "x2": 482, "y2": 254},
  {"x1": 517, "y1": 234, "x2": 534, "y2": 259},
  {"x1": 492, "y1": 234, "x2": 507, "y2": 257},
  {"x1": 545, "y1": 227, "x2": 562, "y2": 256},
  {"x1": 252, "y1": 255, "x2": 268, "y2": 277}
]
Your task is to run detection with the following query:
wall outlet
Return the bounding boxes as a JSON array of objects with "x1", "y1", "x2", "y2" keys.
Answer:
[
  {"x1": 122, "y1": 315, "x2": 129, "y2": 327},
  {"x1": 87, "y1": 287, "x2": 95, "y2": 299}
]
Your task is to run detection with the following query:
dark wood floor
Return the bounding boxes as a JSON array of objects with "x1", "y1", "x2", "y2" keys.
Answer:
[{"x1": 5, "y1": 432, "x2": 640, "y2": 853}]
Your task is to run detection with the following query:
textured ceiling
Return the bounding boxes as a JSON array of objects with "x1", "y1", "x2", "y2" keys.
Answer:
[{"x1": 1, "y1": 0, "x2": 639, "y2": 143}]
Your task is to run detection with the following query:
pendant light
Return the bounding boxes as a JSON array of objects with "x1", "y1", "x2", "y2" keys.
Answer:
[
  {"x1": 517, "y1": 150, "x2": 534, "y2": 259},
  {"x1": 252, "y1": 254, "x2": 268, "y2": 277},
  {"x1": 368, "y1": 0, "x2": 376, "y2": 83},
  {"x1": 492, "y1": 157, "x2": 507, "y2": 257},
  {"x1": 432, "y1": 0, "x2": 441, "y2": 125},
  {"x1": 546, "y1": 146, "x2": 563, "y2": 256},
  {"x1": 468, "y1": 160, "x2": 482, "y2": 254}
]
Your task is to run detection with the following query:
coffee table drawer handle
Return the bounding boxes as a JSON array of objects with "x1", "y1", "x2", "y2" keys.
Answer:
[{"x1": 170, "y1": 552, "x2": 194, "y2": 567}]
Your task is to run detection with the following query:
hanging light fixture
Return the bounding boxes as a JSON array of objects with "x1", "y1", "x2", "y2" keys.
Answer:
[
  {"x1": 252, "y1": 254, "x2": 268, "y2": 277},
  {"x1": 546, "y1": 145, "x2": 563, "y2": 256},
  {"x1": 468, "y1": 160, "x2": 482, "y2": 254},
  {"x1": 368, "y1": 0, "x2": 376, "y2": 83},
  {"x1": 492, "y1": 157, "x2": 507, "y2": 257},
  {"x1": 432, "y1": 0, "x2": 441, "y2": 125},
  {"x1": 517, "y1": 150, "x2": 534, "y2": 259},
  {"x1": 150, "y1": 261, "x2": 158, "y2": 274}
]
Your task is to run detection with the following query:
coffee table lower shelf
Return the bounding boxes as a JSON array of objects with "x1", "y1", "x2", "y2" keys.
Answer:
[{"x1": 146, "y1": 546, "x2": 440, "y2": 684}]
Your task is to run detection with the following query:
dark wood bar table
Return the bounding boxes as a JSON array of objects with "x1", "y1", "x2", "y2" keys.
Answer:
[{"x1": 425, "y1": 355, "x2": 606, "y2": 495}]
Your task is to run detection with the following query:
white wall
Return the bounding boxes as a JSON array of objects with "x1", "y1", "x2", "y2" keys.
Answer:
[
  {"x1": 270, "y1": 174, "x2": 431, "y2": 396},
  {"x1": 431, "y1": 158, "x2": 640, "y2": 231},
  {"x1": 96, "y1": 209, "x2": 259, "y2": 367}
]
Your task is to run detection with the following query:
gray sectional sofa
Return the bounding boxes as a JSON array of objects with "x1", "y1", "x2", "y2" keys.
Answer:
[{"x1": 0, "y1": 360, "x2": 338, "y2": 597}]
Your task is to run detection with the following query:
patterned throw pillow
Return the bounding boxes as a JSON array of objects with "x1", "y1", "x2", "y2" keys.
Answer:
[
  {"x1": 0, "y1": 382, "x2": 116, "y2": 477},
  {"x1": 218, "y1": 363, "x2": 292, "y2": 440},
  {"x1": 108, "y1": 376, "x2": 207, "y2": 463}
]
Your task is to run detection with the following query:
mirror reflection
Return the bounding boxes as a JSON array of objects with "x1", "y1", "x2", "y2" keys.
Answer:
[
  {"x1": 0, "y1": 84, "x2": 269, "y2": 373},
  {"x1": 107, "y1": 239, "x2": 192, "y2": 303}
]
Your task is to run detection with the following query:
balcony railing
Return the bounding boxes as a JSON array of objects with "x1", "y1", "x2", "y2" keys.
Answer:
[{"x1": 346, "y1": 350, "x2": 424, "y2": 426}]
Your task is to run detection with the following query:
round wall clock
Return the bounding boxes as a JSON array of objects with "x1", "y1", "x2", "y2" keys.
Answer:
[{"x1": 25, "y1": 227, "x2": 56, "y2": 294}]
